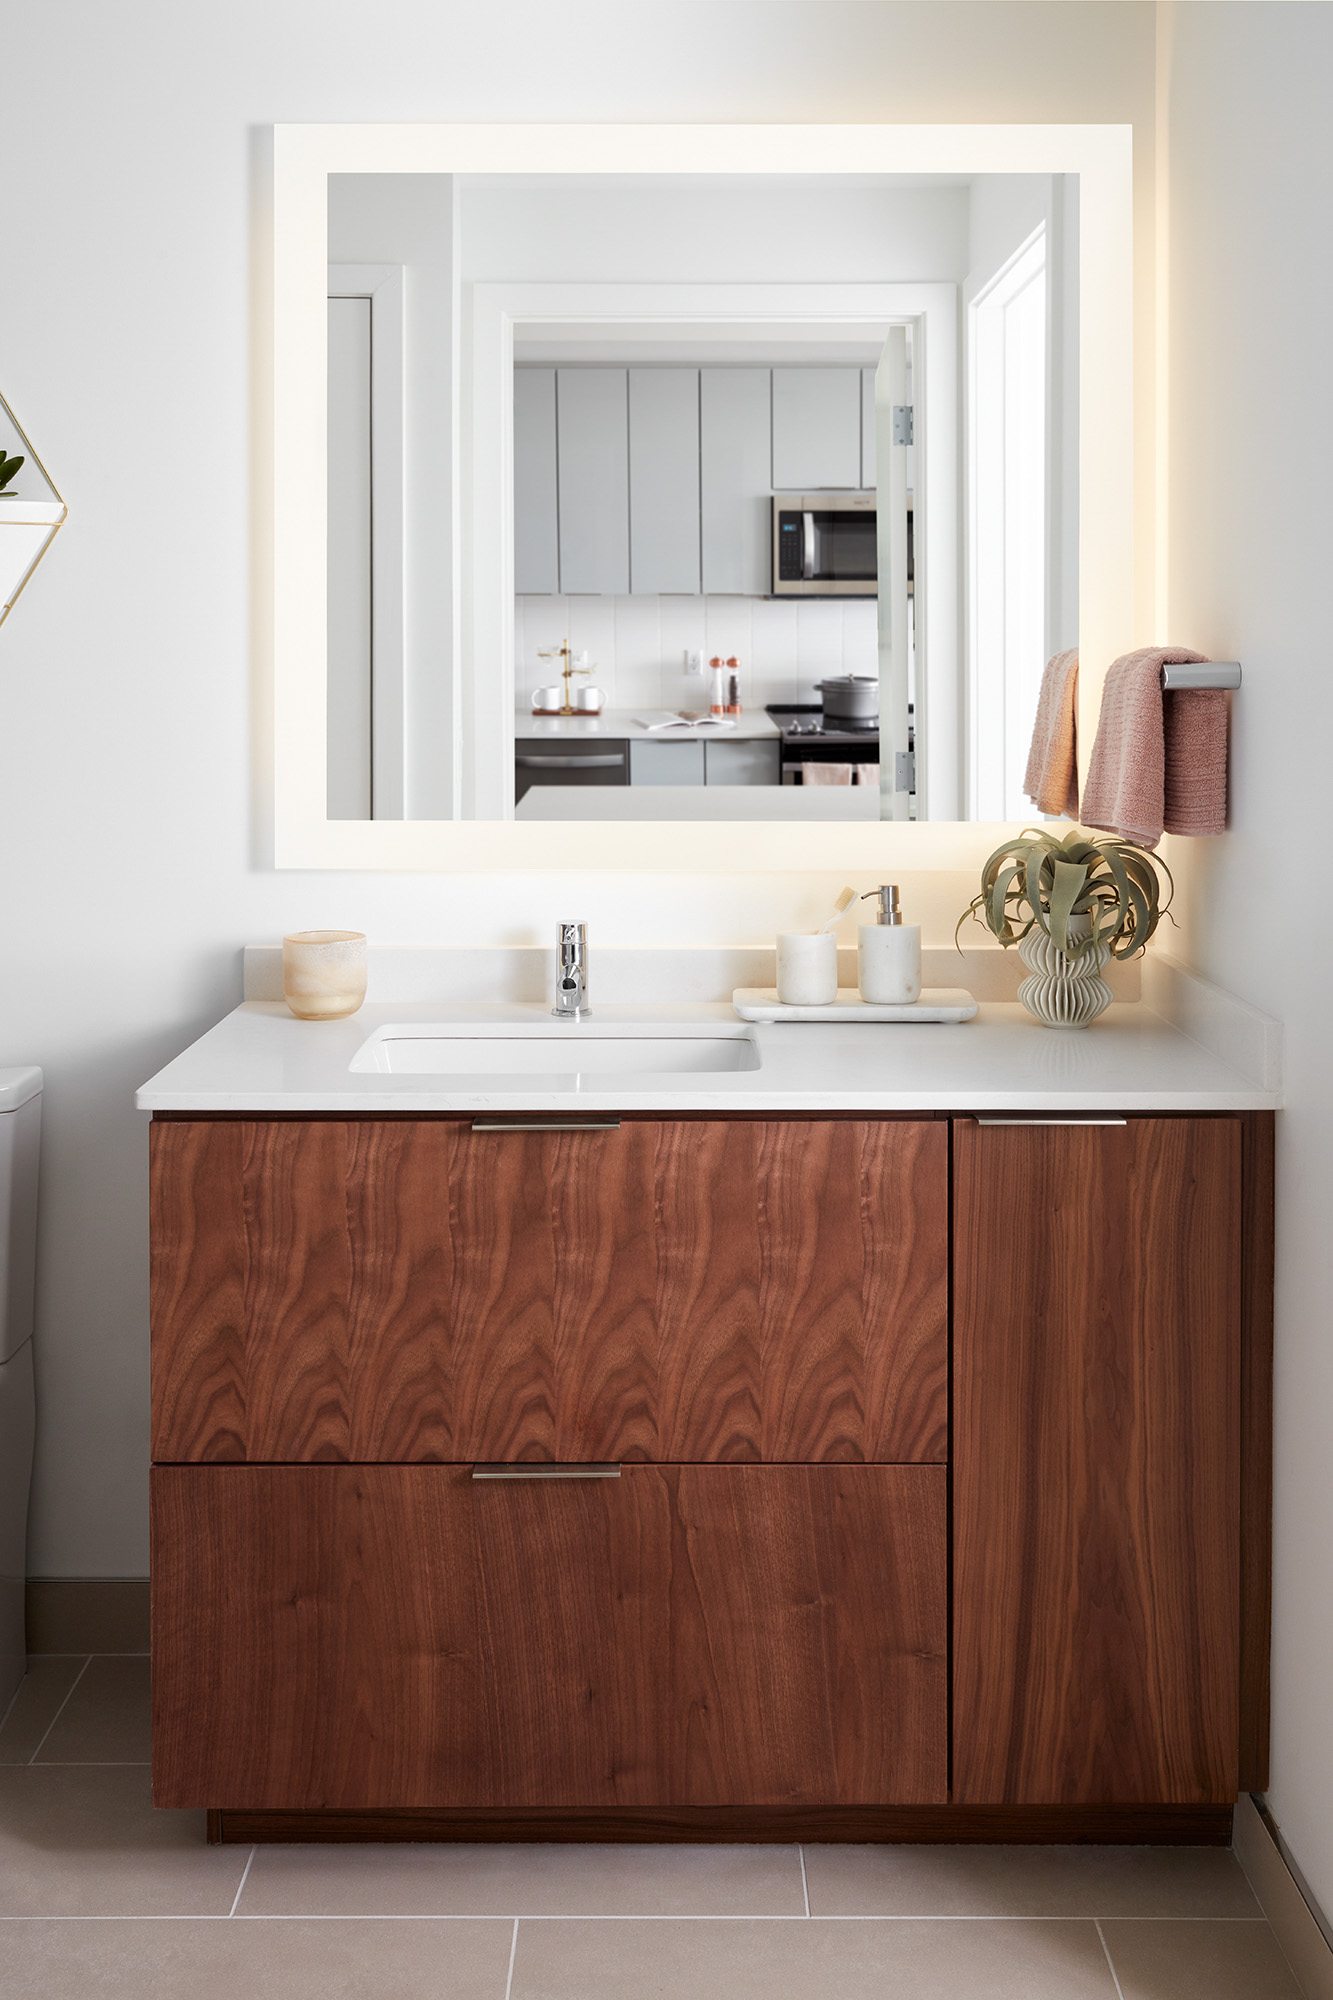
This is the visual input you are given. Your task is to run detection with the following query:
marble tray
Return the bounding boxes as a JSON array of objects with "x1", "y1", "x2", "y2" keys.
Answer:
[{"x1": 732, "y1": 987, "x2": 979, "y2": 1024}]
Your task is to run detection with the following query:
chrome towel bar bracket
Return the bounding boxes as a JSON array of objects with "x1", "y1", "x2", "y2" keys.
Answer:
[{"x1": 1159, "y1": 660, "x2": 1241, "y2": 690}]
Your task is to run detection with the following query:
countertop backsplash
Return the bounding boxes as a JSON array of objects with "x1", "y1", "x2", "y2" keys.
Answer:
[{"x1": 516, "y1": 594, "x2": 878, "y2": 713}]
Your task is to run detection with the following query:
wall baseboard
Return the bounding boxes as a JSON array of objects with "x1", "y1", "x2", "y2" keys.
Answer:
[
  {"x1": 1234, "y1": 1793, "x2": 1333, "y2": 2000},
  {"x1": 25, "y1": 1579, "x2": 149, "y2": 1655}
]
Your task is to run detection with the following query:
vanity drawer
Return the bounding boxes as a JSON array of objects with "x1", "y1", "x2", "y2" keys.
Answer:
[
  {"x1": 150, "y1": 1116, "x2": 947, "y2": 1465},
  {"x1": 151, "y1": 1460, "x2": 948, "y2": 1810}
]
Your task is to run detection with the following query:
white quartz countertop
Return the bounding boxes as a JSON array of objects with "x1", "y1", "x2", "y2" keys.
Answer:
[
  {"x1": 135, "y1": 998, "x2": 1277, "y2": 1115},
  {"x1": 516, "y1": 709, "x2": 780, "y2": 742}
]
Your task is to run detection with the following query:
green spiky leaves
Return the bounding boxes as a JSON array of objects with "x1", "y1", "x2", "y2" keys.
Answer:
[
  {"x1": 0, "y1": 451, "x2": 24, "y2": 492},
  {"x1": 957, "y1": 828, "x2": 1174, "y2": 962}
]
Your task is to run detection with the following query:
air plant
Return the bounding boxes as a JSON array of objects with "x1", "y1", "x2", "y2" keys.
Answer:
[
  {"x1": 957, "y1": 828, "x2": 1173, "y2": 962},
  {"x1": 0, "y1": 450, "x2": 24, "y2": 492}
]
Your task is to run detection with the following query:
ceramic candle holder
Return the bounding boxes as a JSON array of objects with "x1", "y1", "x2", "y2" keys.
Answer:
[
  {"x1": 776, "y1": 931, "x2": 838, "y2": 1006},
  {"x1": 282, "y1": 931, "x2": 367, "y2": 1020}
]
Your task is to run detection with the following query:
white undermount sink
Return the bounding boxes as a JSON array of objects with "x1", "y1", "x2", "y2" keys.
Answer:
[{"x1": 350, "y1": 1022, "x2": 761, "y2": 1078}]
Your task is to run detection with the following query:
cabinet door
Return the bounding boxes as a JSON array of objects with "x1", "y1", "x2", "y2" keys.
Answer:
[
  {"x1": 556, "y1": 369, "x2": 629, "y2": 594},
  {"x1": 700, "y1": 369, "x2": 772, "y2": 595},
  {"x1": 513, "y1": 368, "x2": 559, "y2": 595},
  {"x1": 704, "y1": 737, "x2": 780, "y2": 786},
  {"x1": 151, "y1": 1118, "x2": 947, "y2": 1466},
  {"x1": 629, "y1": 370, "x2": 700, "y2": 594},
  {"x1": 151, "y1": 1462, "x2": 946, "y2": 1810},
  {"x1": 952, "y1": 1117, "x2": 1242, "y2": 1805},
  {"x1": 771, "y1": 369, "x2": 862, "y2": 490},
  {"x1": 629, "y1": 738, "x2": 705, "y2": 786}
]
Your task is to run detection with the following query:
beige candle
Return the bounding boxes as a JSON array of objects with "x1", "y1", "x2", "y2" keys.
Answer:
[{"x1": 282, "y1": 931, "x2": 367, "y2": 1020}]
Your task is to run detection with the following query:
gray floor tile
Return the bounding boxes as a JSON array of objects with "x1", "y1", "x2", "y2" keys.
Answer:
[
  {"x1": 0, "y1": 1766, "x2": 246, "y2": 1916},
  {"x1": 0, "y1": 1660, "x2": 88, "y2": 1765},
  {"x1": 32, "y1": 1655, "x2": 150, "y2": 1764},
  {"x1": 803, "y1": 1842, "x2": 1263, "y2": 1918},
  {"x1": 0, "y1": 1917, "x2": 513, "y2": 1999},
  {"x1": 239, "y1": 1840, "x2": 805, "y2": 1916},
  {"x1": 508, "y1": 1916, "x2": 1119, "y2": 1999},
  {"x1": 1101, "y1": 1917, "x2": 1305, "y2": 1998}
]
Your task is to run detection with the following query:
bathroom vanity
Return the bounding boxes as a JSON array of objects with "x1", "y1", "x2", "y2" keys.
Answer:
[{"x1": 139, "y1": 967, "x2": 1275, "y2": 1846}]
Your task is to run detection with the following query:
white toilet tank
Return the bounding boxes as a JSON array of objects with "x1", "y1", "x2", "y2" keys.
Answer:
[{"x1": 0, "y1": 1067, "x2": 42, "y2": 1716}]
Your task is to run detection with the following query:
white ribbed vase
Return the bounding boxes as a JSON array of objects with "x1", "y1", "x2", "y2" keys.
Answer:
[{"x1": 1017, "y1": 919, "x2": 1114, "y2": 1029}]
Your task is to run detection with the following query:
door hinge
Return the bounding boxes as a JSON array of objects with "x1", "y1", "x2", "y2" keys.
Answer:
[
  {"x1": 895, "y1": 749, "x2": 916, "y2": 792},
  {"x1": 892, "y1": 405, "x2": 914, "y2": 446}
]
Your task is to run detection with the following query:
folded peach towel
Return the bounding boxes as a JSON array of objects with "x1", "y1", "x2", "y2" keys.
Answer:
[
  {"x1": 853, "y1": 763, "x2": 879, "y2": 787},
  {"x1": 1023, "y1": 649, "x2": 1080, "y2": 817},
  {"x1": 1081, "y1": 646, "x2": 1228, "y2": 848},
  {"x1": 802, "y1": 762, "x2": 853, "y2": 786}
]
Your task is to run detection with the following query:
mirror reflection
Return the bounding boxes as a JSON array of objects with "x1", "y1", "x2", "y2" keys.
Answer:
[{"x1": 326, "y1": 171, "x2": 1078, "y2": 824}]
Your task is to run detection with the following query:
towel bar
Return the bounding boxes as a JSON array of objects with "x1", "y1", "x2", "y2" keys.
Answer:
[{"x1": 1159, "y1": 661, "x2": 1241, "y2": 690}]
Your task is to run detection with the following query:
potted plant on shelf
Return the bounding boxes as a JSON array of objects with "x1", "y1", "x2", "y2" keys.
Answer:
[{"x1": 957, "y1": 828, "x2": 1173, "y2": 1028}]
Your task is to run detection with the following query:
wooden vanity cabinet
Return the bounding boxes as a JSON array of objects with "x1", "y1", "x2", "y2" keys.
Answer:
[{"x1": 147, "y1": 1107, "x2": 1270, "y2": 1837}]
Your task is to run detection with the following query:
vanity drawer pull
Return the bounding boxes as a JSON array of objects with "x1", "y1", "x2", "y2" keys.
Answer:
[
  {"x1": 515, "y1": 753, "x2": 626, "y2": 769},
  {"x1": 974, "y1": 1118, "x2": 1129, "y2": 1127},
  {"x1": 470, "y1": 1119, "x2": 621, "y2": 1133},
  {"x1": 471, "y1": 1463, "x2": 622, "y2": 1481}
]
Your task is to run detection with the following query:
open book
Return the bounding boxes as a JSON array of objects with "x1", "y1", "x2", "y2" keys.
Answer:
[{"x1": 634, "y1": 711, "x2": 738, "y2": 732}]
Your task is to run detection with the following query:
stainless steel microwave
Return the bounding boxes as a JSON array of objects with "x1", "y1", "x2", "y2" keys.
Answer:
[{"x1": 771, "y1": 492, "x2": 877, "y2": 597}]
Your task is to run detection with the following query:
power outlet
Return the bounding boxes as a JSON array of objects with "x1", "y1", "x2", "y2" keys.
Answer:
[{"x1": 684, "y1": 649, "x2": 703, "y2": 677}]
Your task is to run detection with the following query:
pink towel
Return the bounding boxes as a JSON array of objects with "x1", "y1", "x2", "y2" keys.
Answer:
[
  {"x1": 1023, "y1": 649, "x2": 1080, "y2": 818},
  {"x1": 802, "y1": 763, "x2": 853, "y2": 786},
  {"x1": 1081, "y1": 647, "x2": 1228, "y2": 848}
]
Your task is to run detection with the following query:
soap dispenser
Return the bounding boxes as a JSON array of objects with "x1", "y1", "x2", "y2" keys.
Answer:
[{"x1": 858, "y1": 884, "x2": 922, "y2": 1005}]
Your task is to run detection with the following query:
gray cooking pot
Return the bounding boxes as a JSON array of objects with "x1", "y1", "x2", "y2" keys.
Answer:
[{"x1": 816, "y1": 675, "x2": 879, "y2": 723}]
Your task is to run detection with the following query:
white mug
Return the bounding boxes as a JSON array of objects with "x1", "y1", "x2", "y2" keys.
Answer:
[{"x1": 776, "y1": 931, "x2": 838, "y2": 1006}]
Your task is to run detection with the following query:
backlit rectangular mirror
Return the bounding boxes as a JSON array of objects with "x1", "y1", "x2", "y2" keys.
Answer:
[{"x1": 273, "y1": 127, "x2": 1132, "y2": 868}]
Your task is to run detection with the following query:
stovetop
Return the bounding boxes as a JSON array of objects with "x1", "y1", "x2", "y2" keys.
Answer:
[{"x1": 765, "y1": 703, "x2": 880, "y2": 743}]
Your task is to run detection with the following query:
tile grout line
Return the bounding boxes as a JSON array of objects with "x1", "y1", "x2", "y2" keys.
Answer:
[
  {"x1": 503, "y1": 1916, "x2": 519, "y2": 2000},
  {"x1": 26, "y1": 1656, "x2": 92, "y2": 1765},
  {"x1": 1095, "y1": 1919, "x2": 1129, "y2": 2000},
  {"x1": 227, "y1": 1847, "x2": 257, "y2": 1918},
  {"x1": 798, "y1": 1843, "x2": 810, "y2": 1918}
]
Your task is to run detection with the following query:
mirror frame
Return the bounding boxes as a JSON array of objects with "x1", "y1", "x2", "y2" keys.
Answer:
[{"x1": 272, "y1": 122, "x2": 1133, "y2": 871}]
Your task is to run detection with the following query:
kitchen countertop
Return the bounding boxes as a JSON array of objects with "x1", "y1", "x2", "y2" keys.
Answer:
[
  {"x1": 135, "y1": 997, "x2": 1277, "y2": 1115},
  {"x1": 517, "y1": 708, "x2": 780, "y2": 742}
]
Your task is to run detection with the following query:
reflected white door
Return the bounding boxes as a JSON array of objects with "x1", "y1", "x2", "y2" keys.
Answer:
[
  {"x1": 875, "y1": 328, "x2": 912, "y2": 822},
  {"x1": 968, "y1": 229, "x2": 1047, "y2": 821}
]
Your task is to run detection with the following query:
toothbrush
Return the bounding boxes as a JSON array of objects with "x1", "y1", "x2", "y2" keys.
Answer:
[{"x1": 816, "y1": 886, "x2": 857, "y2": 934}]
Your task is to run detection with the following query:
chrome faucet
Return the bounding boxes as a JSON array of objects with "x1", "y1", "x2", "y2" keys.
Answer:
[{"x1": 552, "y1": 922, "x2": 590, "y2": 1019}]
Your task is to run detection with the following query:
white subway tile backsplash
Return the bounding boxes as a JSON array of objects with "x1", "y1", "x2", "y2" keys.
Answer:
[{"x1": 514, "y1": 596, "x2": 880, "y2": 713}]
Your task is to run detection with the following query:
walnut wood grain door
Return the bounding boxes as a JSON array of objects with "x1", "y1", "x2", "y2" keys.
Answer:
[
  {"x1": 150, "y1": 1117, "x2": 947, "y2": 1465},
  {"x1": 151, "y1": 1462, "x2": 947, "y2": 1811},
  {"x1": 952, "y1": 1116, "x2": 1242, "y2": 1805}
]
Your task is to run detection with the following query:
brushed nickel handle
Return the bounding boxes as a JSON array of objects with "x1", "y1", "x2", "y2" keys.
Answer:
[
  {"x1": 516, "y1": 753, "x2": 625, "y2": 769},
  {"x1": 470, "y1": 1120, "x2": 621, "y2": 1133},
  {"x1": 471, "y1": 1463, "x2": 622, "y2": 1481},
  {"x1": 974, "y1": 1118, "x2": 1129, "y2": 1127}
]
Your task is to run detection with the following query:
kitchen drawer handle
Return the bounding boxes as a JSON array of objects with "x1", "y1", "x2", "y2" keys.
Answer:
[
  {"x1": 471, "y1": 1119, "x2": 622, "y2": 1133},
  {"x1": 471, "y1": 1463, "x2": 622, "y2": 1481},
  {"x1": 516, "y1": 753, "x2": 625, "y2": 769},
  {"x1": 974, "y1": 1118, "x2": 1129, "y2": 1127}
]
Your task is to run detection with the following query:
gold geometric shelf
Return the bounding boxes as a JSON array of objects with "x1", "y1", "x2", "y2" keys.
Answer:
[{"x1": 0, "y1": 389, "x2": 66, "y2": 630}]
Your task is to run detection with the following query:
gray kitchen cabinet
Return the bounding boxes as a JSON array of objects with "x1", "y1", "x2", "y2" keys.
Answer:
[
  {"x1": 630, "y1": 370, "x2": 700, "y2": 594},
  {"x1": 861, "y1": 368, "x2": 877, "y2": 492},
  {"x1": 701, "y1": 369, "x2": 773, "y2": 595},
  {"x1": 629, "y1": 738, "x2": 706, "y2": 786},
  {"x1": 557, "y1": 370, "x2": 629, "y2": 594},
  {"x1": 772, "y1": 368, "x2": 862, "y2": 491},
  {"x1": 514, "y1": 368, "x2": 559, "y2": 595},
  {"x1": 704, "y1": 737, "x2": 781, "y2": 786}
]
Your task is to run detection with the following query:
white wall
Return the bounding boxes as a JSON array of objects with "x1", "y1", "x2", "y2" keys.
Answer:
[
  {"x1": 461, "y1": 177, "x2": 970, "y2": 282},
  {"x1": 0, "y1": 0, "x2": 1154, "y2": 1579},
  {"x1": 1161, "y1": 0, "x2": 1333, "y2": 1929}
]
